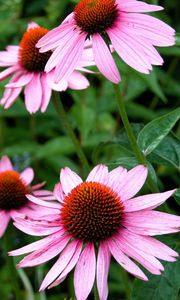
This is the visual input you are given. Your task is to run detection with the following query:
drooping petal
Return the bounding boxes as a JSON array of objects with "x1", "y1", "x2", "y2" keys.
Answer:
[
  {"x1": 39, "y1": 239, "x2": 79, "y2": 291},
  {"x1": 107, "y1": 27, "x2": 151, "y2": 73},
  {"x1": 40, "y1": 73, "x2": 52, "y2": 112},
  {"x1": 24, "y1": 73, "x2": 42, "y2": 113},
  {"x1": 9, "y1": 230, "x2": 64, "y2": 256},
  {"x1": 0, "y1": 211, "x2": 10, "y2": 237},
  {"x1": 116, "y1": 229, "x2": 178, "y2": 262},
  {"x1": 74, "y1": 243, "x2": 96, "y2": 300},
  {"x1": 26, "y1": 195, "x2": 61, "y2": 209},
  {"x1": 36, "y1": 22, "x2": 74, "y2": 51},
  {"x1": 20, "y1": 168, "x2": 34, "y2": 185},
  {"x1": 67, "y1": 71, "x2": 89, "y2": 90},
  {"x1": 92, "y1": 33, "x2": 120, "y2": 83},
  {"x1": 115, "y1": 234, "x2": 164, "y2": 275},
  {"x1": 53, "y1": 31, "x2": 87, "y2": 83},
  {"x1": 108, "y1": 238, "x2": 148, "y2": 280},
  {"x1": 5, "y1": 71, "x2": 33, "y2": 88},
  {"x1": 0, "y1": 65, "x2": 20, "y2": 81},
  {"x1": 17, "y1": 234, "x2": 70, "y2": 267},
  {"x1": 124, "y1": 189, "x2": 176, "y2": 212},
  {"x1": 2, "y1": 87, "x2": 22, "y2": 109},
  {"x1": 48, "y1": 241, "x2": 83, "y2": 289},
  {"x1": 14, "y1": 218, "x2": 61, "y2": 236},
  {"x1": 46, "y1": 69, "x2": 68, "y2": 91},
  {"x1": 97, "y1": 242, "x2": 111, "y2": 300},
  {"x1": 0, "y1": 156, "x2": 13, "y2": 171},
  {"x1": 122, "y1": 210, "x2": 180, "y2": 235},
  {"x1": 86, "y1": 164, "x2": 108, "y2": 184},
  {"x1": 60, "y1": 167, "x2": 83, "y2": 195}
]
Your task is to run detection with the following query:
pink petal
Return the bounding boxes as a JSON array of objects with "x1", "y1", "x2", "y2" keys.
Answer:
[
  {"x1": 53, "y1": 183, "x2": 64, "y2": 203},
  {"x1": 2, "y1": 87, "x2": 22, "y2": 109},
  {"x1": 74, "y1": 243, "x2": 96, "y2": 300},
  {"x1": 92, "y1": 33, "x2": 120, "y2": 83},
  {"x1": 46, "y1": 69, "x2": 68, "y2": 91},
  {"x1": 9, "y1": 229, "x2": 64, "y2": 256},
  {"x1": 117, "y1": 229, "x2": 178, "y2": 262},
  {"x1": 24, "y1": 73, "x2": 42, "y2": 113},
  {"x1": 48, "y1": 241, "x2": 83, "y2": 289},
  {"x1": 5, "y1": 72, "x2": 33, "y2": 88},
  {"x1": 0, "y1": 210, "x2": 10, "y2": 237},
  {"x1": 115, "y1": 234, "x2": 163, "y2": 275},
  {"x1": 27, "y1": 195, "x2": 61, "y2": 209},
  {"x1": 0, "y1": 51, "x2": 18, "y2": 66},
  {"x1": 14, "y1": 218, "x2": 61, "y2": 236},
  {"x1": 124, "y1": 189, "x2": 176, "y2": 212},
  {"x1": 0, "y1": 155, "x2": 13, "y2": 171},
  {"x1": 118, "y1": 165, "x2": 148, "y2": 201},
  {"x1": 107, "y1": 28, "x2": 151, "y2": 73},
  {"x1": 118, "y1": 1, "x2": 163, "y2": 13},
  {"x1": 36, "y1": 22, "x2": 74, "y2": 50},
  {"x1": 53, "y1": 31, "x2": 87, "y2": 83},
  {"x1": 86, "y1": 164, "x2": 108, "y2": 184},
  {"x1": 123, "y1": 210, "x2": 180, "y2": 236},
  {"x1": 17, "y1": 234, "x2": 70, "y2": 267},
  {"x1": 20, "y1": 168, "x2": 34, "y2": 185},
  {"x1": 40, "y1": 73, "x2": 52, "y2": 112},
  {"x1": 119, "y1": 13, "x2": 175, "y2": 47},
  {"x1": 97, "y1": 242, "x2": 111, "y2": 300},
  {"x1": 108, "y1": 166, "x2": 127, "y2": 192},
  {"x1": 0, "y1": 65, "x2": 19, "y2": 81},
  {"x1": 39, "y1": 239, "x2": 79, "y2": 291},
  {"x1": 67, "y1": 71, "x2": 89, "y2": 90},
  {"x1": 60, "y1": 167, "x2": 83, "y2": 195},
  {"x1": 108, "y1": 238, "x2": 148, "y2": 281}
]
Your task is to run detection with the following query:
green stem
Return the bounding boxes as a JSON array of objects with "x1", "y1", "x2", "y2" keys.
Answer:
[
  {"x1": 113, "y1": 84, "x2": 158, "y2": 193},
  {"x1": 52, "y1": 92, "x2": 90, "y2": 171},
  {"x1": 3, "y1": 227, "x2": 21, "y2": 299}
]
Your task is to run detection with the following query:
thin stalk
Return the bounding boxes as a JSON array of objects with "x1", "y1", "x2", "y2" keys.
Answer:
[
  {"x1": 3, "y1": 227, "x2": 21, "y2": 299},
  {"x1": 52, "y1": 92, "x2": 90, "y2": 171},
  {"x1": 113, "y1": 84, "x2": 158, "y2": 192}
]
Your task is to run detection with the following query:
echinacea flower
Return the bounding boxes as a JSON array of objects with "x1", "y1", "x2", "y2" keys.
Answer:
[
  {"x1": 37, "y1": 0, "x2": 175, "y2": 84},
  {"x1": 0, "y1": 155, "x2": 57, "y2": 238},
  {"x1": 0, "y1": 22, "x2": 92, "y2": 113},
  {"x1": 10, "y1": 164, "x2": 180, "y2": 300}
]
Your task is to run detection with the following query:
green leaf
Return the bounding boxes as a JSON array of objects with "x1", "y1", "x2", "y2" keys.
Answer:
[
  {"x1": 149, "y1": 133, "x2": 180, "y2": 169},
  {"x1": 137, "y1": 108, "x2": 180, "y2": 155},
  {"x1": 131, "y1": 251, "x2": 180, "y2": 300},
  {"x1": 174, "y1": 188, "x2": 180, "y2": 205}
]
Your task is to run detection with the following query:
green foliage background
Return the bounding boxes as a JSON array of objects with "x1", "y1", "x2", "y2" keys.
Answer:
[{"x1": 0, "y1": 0, "x2": 179, "y2": 299}]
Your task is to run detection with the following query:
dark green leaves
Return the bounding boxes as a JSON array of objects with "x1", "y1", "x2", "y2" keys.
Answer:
[{"x1": 137, "y1": 108, "x2": 180, "y2": 155}]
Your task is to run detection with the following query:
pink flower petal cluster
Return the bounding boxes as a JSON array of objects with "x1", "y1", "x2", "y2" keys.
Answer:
[
  {"x1": 10, "y1": 164, "x2": 180, "y2": 300},
  {"x1": 37, "y1": 0, "x2": 175, "y2": 84},
  {"x1": 0, "y1": 22, "x2": 93, "y2": 113},
  {"x1": 0, "y1": 155, "x2": 56, "y2": 237}
]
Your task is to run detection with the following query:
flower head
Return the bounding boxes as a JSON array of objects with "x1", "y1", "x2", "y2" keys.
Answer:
[
  {"x1": 0, "y1": 22, "x2": 92, "y2": 113},
  {"x1": 37, "y1": 0, "x2": 175, "y2": 84},
  {"x1": 10, "y1": 164, "x2": 180, "y2": 300},
  {"x1": 0, "y1": 155, "x2": 56, "y2": 238}
]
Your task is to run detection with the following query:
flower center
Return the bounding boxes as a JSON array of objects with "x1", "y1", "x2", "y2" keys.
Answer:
[
  {"x1": 0, "y1": 170, "x2": 29, "y2": 211},
  {"x1": 74, "y1": 0, "x2": 119, "y2": 34},
  {"x1": 61, "y1": 182, "x2": 124, "y2": 242},
  {"x1": 19, "y1": 27, "x2": 51, "y2": 72}
]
